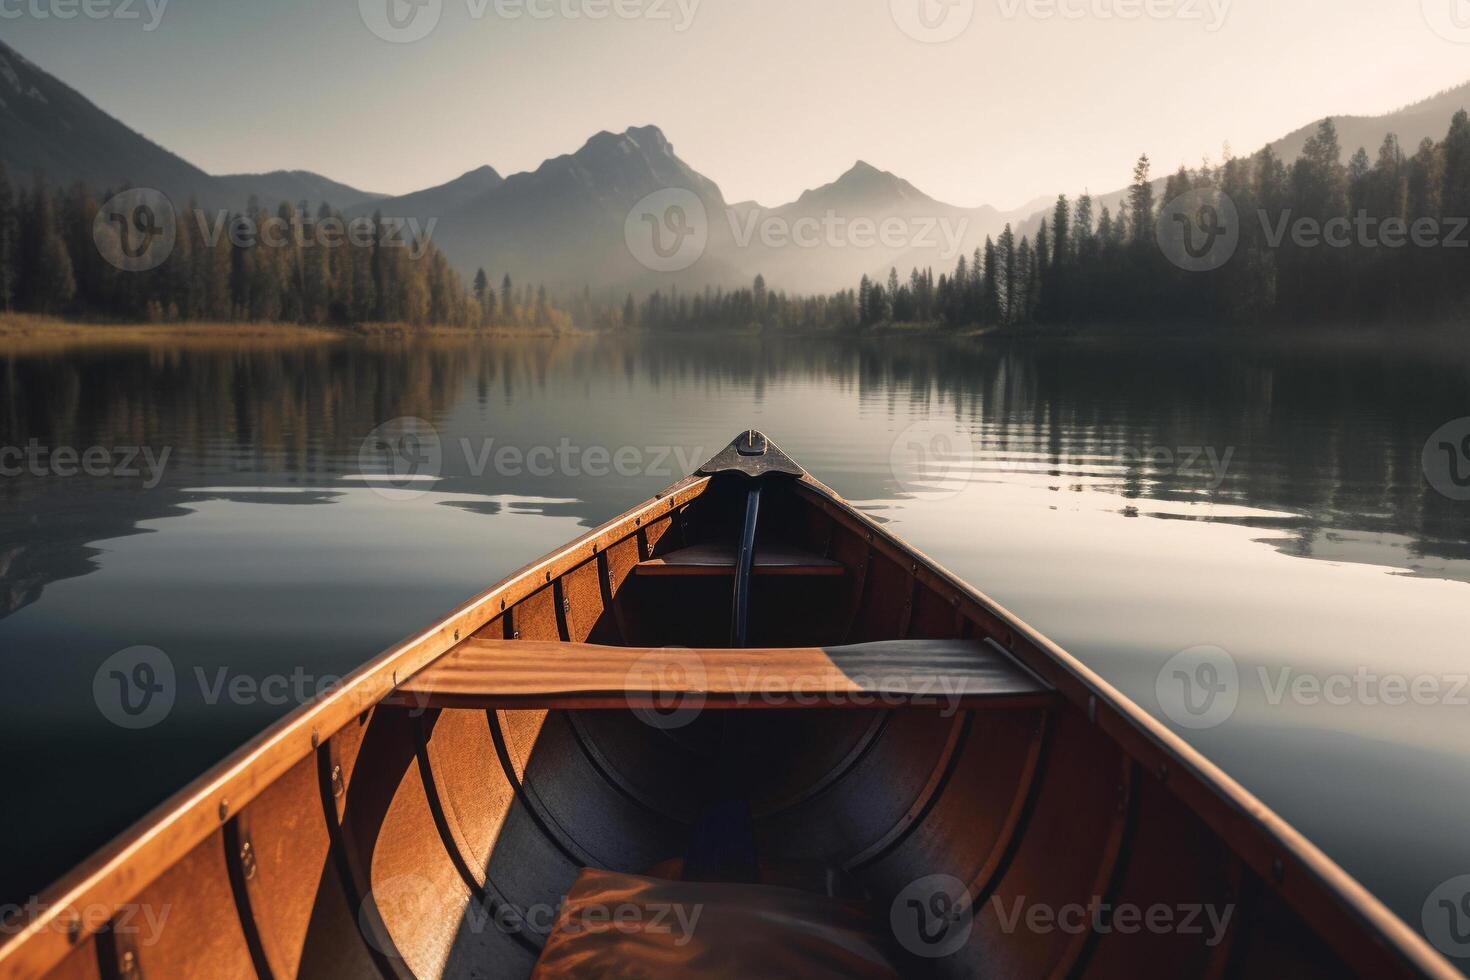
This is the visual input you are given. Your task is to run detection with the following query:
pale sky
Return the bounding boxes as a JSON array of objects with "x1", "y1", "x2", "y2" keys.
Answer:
[{"x1": 2, "y1": 0, "x2": 1468, "y2": 209}]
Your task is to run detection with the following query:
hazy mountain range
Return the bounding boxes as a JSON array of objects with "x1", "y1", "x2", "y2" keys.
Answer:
[
  {"x1": 0, "y1": 40, "x2": 388, "y2": 214},
  {"x1": 3, "y1": 35, "x2": 1468, "y2": 296}
]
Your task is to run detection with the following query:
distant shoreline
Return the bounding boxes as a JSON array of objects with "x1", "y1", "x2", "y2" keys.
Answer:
[
  {"x1": 0, "y1": 316, "x2": 574, "y2": 349},
  {"x1": 4, "y1": 315, "x2": 1464, "y2": 353}
]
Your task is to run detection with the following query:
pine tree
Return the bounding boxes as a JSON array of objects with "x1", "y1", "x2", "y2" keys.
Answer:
[
  {"x1": 1016, "y1": 237, "x2": 1034, "y2": 324},
  {"x1": 501, "y1": 273, "x2": 516, "y2": 324},
  {"x1": 535, "y1": 284, "x2": 550, "y2": 327},
  {"x1": 1129, "y1": 154, "x2": 1154, "y2": 246},
  {"x1": 370, "y1": 210, "x2": 386, "y2": 321},
  {"x1": 997, "y1": 224, "x2": 1016, "y2": 324},
  {"x1": 981, "y1": 237, "x2": 1000, "y2": 325},
  {"x1": 1441, "y1": 110, "x2": 1470, "y2": 222},
  {"x1": 25, "y1": 179, "x2": 77, "y2": 314},
  {"x1": 1034, "y1": 220, "x2": 1050, "y2": 283},
  {"x1": 1051, "y1": 194, "x2": 1070, "y2": 267},
  {"x1": 1295, "y1": 118, "x2": 1347, "y2": 221},
  {"x1": 0, "y1": 161, "x2": 15, "y2": 311},
  {"x1": 1407, "y1": 137, "x2": 1441, "y2": 223},
  {"x1": 473, "y1": 268, "x2": 489, "y2": 322},
  {"x1": 868, "y1": 283, "x2": 887, "y2": 324},
  {"x1": 1073, "y1": 194, "x2": 1095, "y2": 259},
  {"x1": 481, "y1": 277, "x2": 497, "y2": 325}
]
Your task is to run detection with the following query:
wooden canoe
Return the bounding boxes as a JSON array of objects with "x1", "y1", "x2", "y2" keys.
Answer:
[{"x1": 0, "y1": 431, "x2": 1456, "y2": 979}]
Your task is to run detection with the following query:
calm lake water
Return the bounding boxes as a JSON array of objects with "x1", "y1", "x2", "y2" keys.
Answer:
[{"x1": 1, "y1": 332, "x2": 1468, "y2": 962}]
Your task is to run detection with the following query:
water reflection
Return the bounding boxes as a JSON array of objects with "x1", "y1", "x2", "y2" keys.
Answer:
[
  {"x1": 3, "y1": 335, "x2": 1467, "y2": 620},
  {"x1": 1, "y1": 332, "x2": 1468, "y2": 945}
]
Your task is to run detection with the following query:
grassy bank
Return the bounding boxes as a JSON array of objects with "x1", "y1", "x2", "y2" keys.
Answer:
[{"x1": 0, "y1": 315, "x2": 572, "y2": 350}]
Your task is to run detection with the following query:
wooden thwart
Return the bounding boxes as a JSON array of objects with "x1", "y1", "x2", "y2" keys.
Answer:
[
  {"x1": 387, "y1": 638, "x2": 1054, "y2": 711},
  {"x1": 635, "y1": 543, "x2": 845, "y2": 577}
]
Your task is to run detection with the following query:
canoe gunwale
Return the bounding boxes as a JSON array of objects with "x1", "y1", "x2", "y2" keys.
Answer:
[
  {"x1": 0, "y1": 475, "x2": 711, "y2": 980},
  {"x1": 791, "y1": 474, "x2": 1458, "y2": 980}
]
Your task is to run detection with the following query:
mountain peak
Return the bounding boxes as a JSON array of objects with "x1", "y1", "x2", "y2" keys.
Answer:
[
  {"x1": 504, "y1": 124, "x2": 720, "y2": 207},
  {"x1": 790, "y1": 160, "x2": 938, "y2": 212},
  {"x1": 447, "y1": 163, "x2": 503, "y2": 186},
  {"x1": 833, "y1": 160, "x2": 913, "y2": 191},
  {"x1": 580, "y1": 125, "x2": 673, "y2": 158}
]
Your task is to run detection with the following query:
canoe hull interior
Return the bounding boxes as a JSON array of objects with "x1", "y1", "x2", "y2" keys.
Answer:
[{"x1": 4, "y1": 451, "x2": 1454, "y2": 980}]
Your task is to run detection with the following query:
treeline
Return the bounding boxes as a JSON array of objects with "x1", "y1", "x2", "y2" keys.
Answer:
[
  {"x1": 864, "y1": 111, "x2": 1470, "y2": 329},
  {"x1": 613, "y1": 109, "x2": 1470, "y2": 334},
  {"x1": 7, "y1": 109, "x2": 1469, "y2": 334},
  {"x1": 0, "y1": 165, "x2": 567, "y2": 329},
  {"x1": 603, "y1": 274, "x2": 859, "y2": 333}
]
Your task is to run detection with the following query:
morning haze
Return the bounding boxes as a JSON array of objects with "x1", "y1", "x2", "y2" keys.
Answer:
[{"x1": 1, "y1": 0, "x2": 1467, "y2": 211}]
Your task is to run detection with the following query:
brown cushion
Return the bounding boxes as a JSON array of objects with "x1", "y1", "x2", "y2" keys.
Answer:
[{"x1": 530, "y1": 869, "x2": 903, "y2": 979}]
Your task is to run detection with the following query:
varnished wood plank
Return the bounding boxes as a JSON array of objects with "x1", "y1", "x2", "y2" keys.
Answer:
[
  {"x1": 387, "y1": 638, "x2": 1054, "y2": 712},
  {"x1": 633, "y1": 543, "x2": 845, "y2": 576}
]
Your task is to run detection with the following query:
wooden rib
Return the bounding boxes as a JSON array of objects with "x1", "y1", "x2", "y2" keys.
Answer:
[
  {"x1": 353, "y1": 708, "x2": 535, "y2": 979},
  {"x1": 0, "y1": 476, "x2": 711, "y2": 980},
  {"x1": 595, "y1": 551, "x2": 629, "y2": 645},
  {"x1": 409, "y1": 713, "x2": 544, "y2": 957},
  {"x1": 551, "y1": 579, "x2": 570, "y2": 642},
  {"x1": 1047, "y1": 757, "x2": 1137, "y2": 979},
  {"x1": 748, "y1": 711, "x2": 892, "y2": 819},
  {"x1": 839, "y1": 711, "x2": 971, "y2": 870},
  {"x1": 560, "y1": 558, "x2": 606, "y2": 643},
  {"x1": 959, "y1": 709, "x2": 1055, "y2": 908},
  {"x1": 387, "y1": 638, "x2": 1054, "y2": 712},
  {"x1": 411, "y1": 712, "x2": 489, "y2": 897},
  {"x1": 1202, "y1": 858, "x2": 1251, "y2": 980},
  {"x1": 107, "y1": 830, "x2": 256, "y2": 980},
  {"x1": 220, "y1": 819, "x2": 274, "y2": 980},
  {"x1": 897, "y1": 569, "x2": 918, "y2": 638},
  {"x1": 839, "y1": 546, "x2": 871, "y2": 642},
  {"x1": 314, "y1": 738, "x2": 401, "y2": 980},
  {"x1": 485, "y1": 711, "x2": 600, "y2": 870},
  {"x1": 564, "y1": 713, "x2": 693, "y2": 825},
  {"x1": 792, "y1": 476, "x2": 1457, "y2": 980}
]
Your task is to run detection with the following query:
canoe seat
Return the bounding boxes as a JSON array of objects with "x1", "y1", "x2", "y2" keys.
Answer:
[
  {"x1": 529, "y1": 868, "x2": 903, "y2": 979},
  {"x1": 387, "y1": 637, "x2": 1054, "y2": 711},
  {"x1": 635, "y1": 542, "x2": 845, "y2": 576}
]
